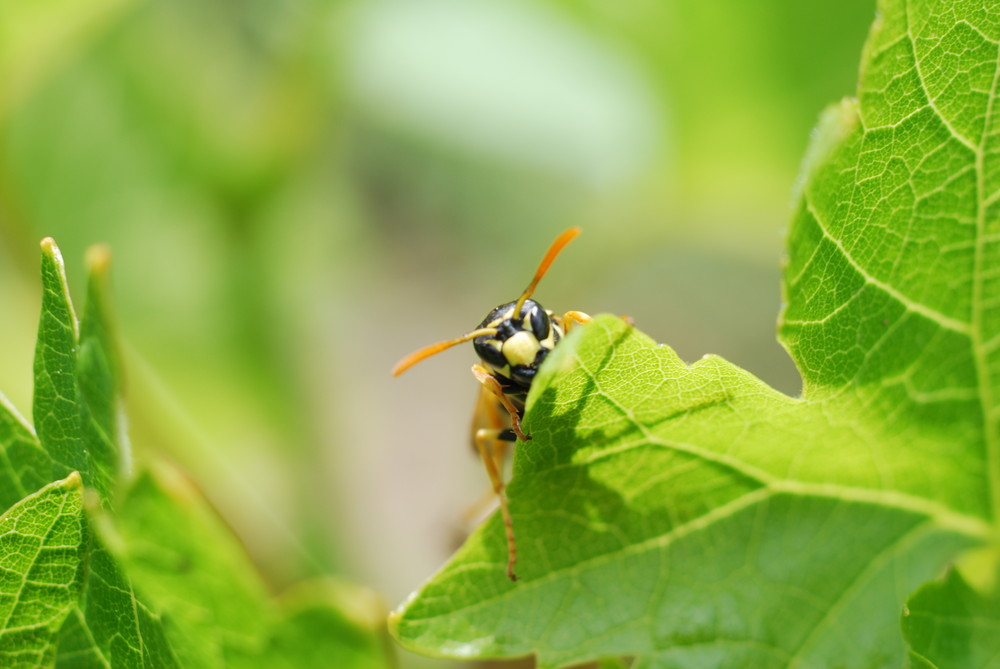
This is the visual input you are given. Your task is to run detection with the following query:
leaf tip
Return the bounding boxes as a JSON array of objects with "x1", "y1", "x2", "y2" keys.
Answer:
[
  {"x1": 387, "y1": 587, "x2": 418, "y2": 637},
  {"x1": 85, "y1": 243, "x2": 112, "y2": 278},
  {"x1": 63, "y1": 470, "x2": 84, "y2": 489},
  {"x1": 386, "y1": 608, "x2": 403, "y2": 638},
  {"x1": 40, "y1": 236, "x2": 63, "y2": 261}
]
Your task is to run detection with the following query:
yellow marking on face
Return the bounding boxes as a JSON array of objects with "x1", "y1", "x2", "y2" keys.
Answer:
[
  {"x1": 485, "y1": 306, "x2": 515, "y2": 331},
  {"x1": 503, "y1": 331, "x2": 541, "y2": 367}
]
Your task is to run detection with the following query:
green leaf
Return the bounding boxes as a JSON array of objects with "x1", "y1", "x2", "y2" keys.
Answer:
[
  {"x1": 4, "y1": 241, "x2": 394, "y2": 666},
  {"x1": 0, "y1": 473, "x2": 86, "y2": 668},
  {"x1": 55, "y1": 541, "x2": 182, "y2": 668},
  {"x1": 394, "y1": 318, "x2": 984, "y2": 668},
  {"x1": 251, "y1": 579, "x2": 393, "y2": 669},
  {"x1": 110, "y1": 466, "x2": 272, "y2": 668},
  {"x1": 0, "y1": 393, "x2": 53, "y2": 512},
  {"x1": 391, "y1": 1, "x2": 1000, "y2": 667},
  {"x1": 101, "y1": 463, "x2": 394, "y2": 669},
  {"x1": 6, "y1": 240, "x2": 395, "y2": 667},
  {"x1": 901, "y1": 562, "x2": 1000, "y2": 669},
  {"x1": 32, "y1": 238, "x2": 123, "y2": 503},
  {"x1": 76, "y1": 245, "x2": 126, "y2": 500},
  {"x1": 596, "y1": 658, "x2": 630, "y2": 669},
  {"x1": 34, "y1": 239, "x2": 84, "y2": 481}
]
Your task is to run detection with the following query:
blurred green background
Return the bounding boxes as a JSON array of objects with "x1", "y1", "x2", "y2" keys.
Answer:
[{"x1": 0, "y1": 0, "x2": 874, "y2": 664}]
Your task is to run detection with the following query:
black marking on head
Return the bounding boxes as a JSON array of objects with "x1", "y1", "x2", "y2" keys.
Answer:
[
  {"x1": 478, "y1": 303, "x2": 512, "y2": 330},
  {"x1": 496, "y1": 319, "x2": 518, "y2": 341},
  {"x1": 474, "y1": 337, "x2": 507, "y2": 367},
  {"x1": 529, "y1": 306, "x2": 549, "y2": 340},
  {"x1": 477, "y1": 299, "x2": 545, "y2": 335}
]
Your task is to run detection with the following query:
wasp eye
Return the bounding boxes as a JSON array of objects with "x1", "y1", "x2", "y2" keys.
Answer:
[
  {"x1": 529, "y1": 307, "x2": 550, "y2": 341},
  {"x1": 475, "y1": 338, "x2": 506, "y2": 367}
]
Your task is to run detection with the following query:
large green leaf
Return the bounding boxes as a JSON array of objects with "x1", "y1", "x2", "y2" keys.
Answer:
[{"x1": 391, "y1": 1, "x2": 1000, "y2": 667}]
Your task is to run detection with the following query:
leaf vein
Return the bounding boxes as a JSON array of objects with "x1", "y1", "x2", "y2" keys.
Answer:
[
  {"x1": 905, "y1": 2, "x2": 979, "y2": 152},
  {"x1": 973, "y1": 30, "x2": 1000, "y2": 522},
  {"x1": 805, "y1": 197, "x2": 972, "y2": 334}
]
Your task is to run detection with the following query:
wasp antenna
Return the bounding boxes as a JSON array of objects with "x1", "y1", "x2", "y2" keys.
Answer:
[
  {"x1": 392, "y1": 328, "x2": 499, "y2": 377},
  {"x1": 513, "y1": 226, "x2": 582, "y2": 321}
]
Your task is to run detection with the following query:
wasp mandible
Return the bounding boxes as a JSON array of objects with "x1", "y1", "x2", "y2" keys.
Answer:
[{"x1": 392, "y1": 227, "x2": 591, "y2": 581}]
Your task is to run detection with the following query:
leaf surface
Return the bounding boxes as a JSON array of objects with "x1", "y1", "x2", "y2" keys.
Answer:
[
  {"x1": 33, "y1": 240, "x2": 85, "y2": 483},
  {"x1": 75, "y1": 246, "x2": 126, "y2": 500},
  {"x1": 55, "y1": 542, "x2": 182, "y2": 668},
  {"x1": 250, "y1": 578, "x2": 393, "y2": 669},
  {"x1": 111, "y1": 466, "x2": 271, "y2": 668},
  {"x1": 0, "y1": 394, "x2": 53, "y2": 512},
  {"x1": 902, "y1": 566, "x2": 1000, "y2": 669},
  {"x1": 33, "y1": 240, "x2": 125, "y2": 504},
  {"x1": 0, "y1": 474, "x2": 86, "y2": 669},
  {"x1": 391, "y1": 1, "x2": 1000, "y2": 667}
]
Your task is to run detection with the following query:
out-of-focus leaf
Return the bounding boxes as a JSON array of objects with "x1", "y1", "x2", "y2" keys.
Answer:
[
  {"x1": 0, "y1": 473, "x2": 86, "y2": 668},
  {"x1": 248, "y1": 578, "x2": 391, "y2": 669},
  {"x1": 55, "y1": 542, "x2": 181, "y2": 668},
  {"x1": 4, "y1": 240, "x2": 394, "y2": 668},
  {"x1": 596, "y1": 658, "x2": 630, "y2": 669},
  {"x1": 112, "y1": 465, "x2": 271, "y2": 668},
  {"x1": 902, "y1": 565, "x2": 1000, "y2": 669},
  {"x1": 76, "y1": 245, "x2": 126, "y2": 498}
]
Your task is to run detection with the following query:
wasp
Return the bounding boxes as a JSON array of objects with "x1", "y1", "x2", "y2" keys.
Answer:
[{"x1": 392, "y1": 227, "x2": 591, "y2": 581}]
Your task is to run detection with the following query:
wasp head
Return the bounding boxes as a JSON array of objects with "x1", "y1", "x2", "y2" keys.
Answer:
[
  {"x1": 472, "y1": 298, "x2": 563, "y2": 389},
  {"x1": 390, "y1": 227, "x2": 581, "y2": 381}
]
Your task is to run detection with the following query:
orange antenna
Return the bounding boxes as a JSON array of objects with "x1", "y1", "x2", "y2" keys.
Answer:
[
  {"x1": 513, "y1": 226, "x2": 581, "y2": 322},
  {"x1": 392, "y1": 327, "x2": 498, "y2": 377}
]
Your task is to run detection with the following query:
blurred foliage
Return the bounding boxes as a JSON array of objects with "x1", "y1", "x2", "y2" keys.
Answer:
[
  {"x1": 1, "y1": 239, "x2": 391, "y2": 668},
  {"x1": 0, "y1": 0, "x2": 875, "y2": 665}
]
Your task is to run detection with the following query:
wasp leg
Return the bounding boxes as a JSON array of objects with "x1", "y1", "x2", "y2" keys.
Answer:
[
  {"x1": 561, "y1": 310, "x2": 592, "y2": 332},
  {"x1": 471, "y1": 381, "x2": 507, "y2": 452},
  {"x1": 471, "y1": 365, "x2": 530, "y2": 442},
  {"x1": 474, "y1": 426, "x2": 520, "y2": 581},
  {"x1": 563, "y1": 311, "x2": 635, "y2": 331},
  {"x1": 462, "y1": 385, "x2": 512, "y2": 526}
]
